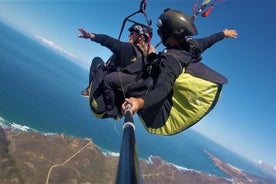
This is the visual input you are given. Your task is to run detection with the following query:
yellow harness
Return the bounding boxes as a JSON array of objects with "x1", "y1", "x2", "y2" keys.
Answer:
[{"x1": 141, "y1": 68, "x2": 222, "y2": 135}]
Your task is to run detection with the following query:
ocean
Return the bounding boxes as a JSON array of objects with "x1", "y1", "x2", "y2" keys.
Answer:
[{"x1": 0, "y1": 20, "x2": 270, "y2": 180}]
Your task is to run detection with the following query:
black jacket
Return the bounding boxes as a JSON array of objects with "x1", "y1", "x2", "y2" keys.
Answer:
[
  {"x1": 142, "y1": 32, "x2": 225, "y2": 109},
  {"x1": 91, "y1": 34, "x2": 144, "y2": 74}
]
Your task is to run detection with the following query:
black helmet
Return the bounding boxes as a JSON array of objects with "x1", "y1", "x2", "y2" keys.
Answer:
[
  {"x1": 128, "y1": 23, "x2": 152, "y2": 42},
  {"x1": 157, "y1": 8, "x2": 198, "y2": 46}
]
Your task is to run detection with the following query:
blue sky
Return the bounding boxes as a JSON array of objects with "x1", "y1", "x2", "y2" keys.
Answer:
[{"x1": 0, "y1": 0, "x2": 275, "y2": 167}]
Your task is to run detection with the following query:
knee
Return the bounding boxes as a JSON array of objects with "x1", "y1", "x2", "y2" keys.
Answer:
[
  {"x1": 103, "y1": 73, "x2": 119, "y2": 89},
  {"x1": 92, "y1": 57, "x2": 104, "y2": 69}
]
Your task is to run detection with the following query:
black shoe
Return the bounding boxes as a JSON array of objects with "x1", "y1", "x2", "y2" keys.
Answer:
[{"x1": 81, "y1": 88, "x2": 89, "y2": 97}]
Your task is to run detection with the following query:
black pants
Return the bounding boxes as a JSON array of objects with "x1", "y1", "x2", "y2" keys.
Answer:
[
  {"x1": 103, "y1": 72, "x2": 137, "y2": 111},
  {"x1": 89, "y1": 58, "x2": 137, "y2": 119},
  {"x1": 88, "y1": 57, "x2": 105, "y2": 85}
]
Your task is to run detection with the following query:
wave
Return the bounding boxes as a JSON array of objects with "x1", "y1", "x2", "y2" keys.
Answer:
[
  {"x1": 99, "y1": 147, "x2": 197, "y2": 173},
  {"x1": 90, "y1": 145, "x2": 206, "y2": 174},
  {"x1": 0, "y1": 115, "x2": 55, "y2": 136},
  {"x1": 0, "y1": 116, "x2": 12, "y2": 129},
  {"x1": 145, "y1": 155, "x2": 196, "y2": 172},
  {"x1": 100, "y1": 149, "x2": 203, "y2": 175},
  {"x1": 102, "y1": 150, "x2": 120, "y2": 157},
  {"x1": 0, "y1": 115, "x2": 33, "y2": 131},
  {"x1": 10, "y1": 122, "x2": 30, "y2": 131}
]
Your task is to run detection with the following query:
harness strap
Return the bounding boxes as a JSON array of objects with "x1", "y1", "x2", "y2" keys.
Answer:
[{"x1": 118, "y1": 0, "x2": 152, "y2": 42}]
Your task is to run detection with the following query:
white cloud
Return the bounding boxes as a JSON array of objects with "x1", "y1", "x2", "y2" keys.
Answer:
[
  {"x1": 34, "y1": 35, "x2": 77, "y2": 60},
  {"x1": 258, "y1": 160, "x2": 263, "y2": 164}
]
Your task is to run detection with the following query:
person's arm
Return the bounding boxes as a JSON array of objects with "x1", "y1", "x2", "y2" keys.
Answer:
[
  {"x1": 122, "y1": 56, "x2": 182, "y2": 113},
  {"x1": 78, "y1": 28, "x2": 134, "y2": 67},
  {"x1": 78, "y1": 28, "x2": 129, "y2": 55},
  {"x1": 91, "y1": 34, "x2": 128, "y2": 54},
  {"x1": 193, "y1": 29, "x2": 238, "y2": 53}
]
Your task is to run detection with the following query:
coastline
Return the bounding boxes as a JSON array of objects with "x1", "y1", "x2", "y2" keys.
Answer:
[{"x1": 1, "y1": 125, "x2": 275, "y2": 184}]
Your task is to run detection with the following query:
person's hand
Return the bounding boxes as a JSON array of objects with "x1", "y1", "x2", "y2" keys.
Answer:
[
  {"x1": 122, "y1": 97, "x2": 144, "y2": 114},
  {"x1": 148, "y1": 45, "x2": 156, "y2": 54},
  {"x1": 78, "y1": 28, "x2": 94, "y2": 39},
  {"x1": 223, "y1": 29, "x2": 238, "y2": 38}
]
